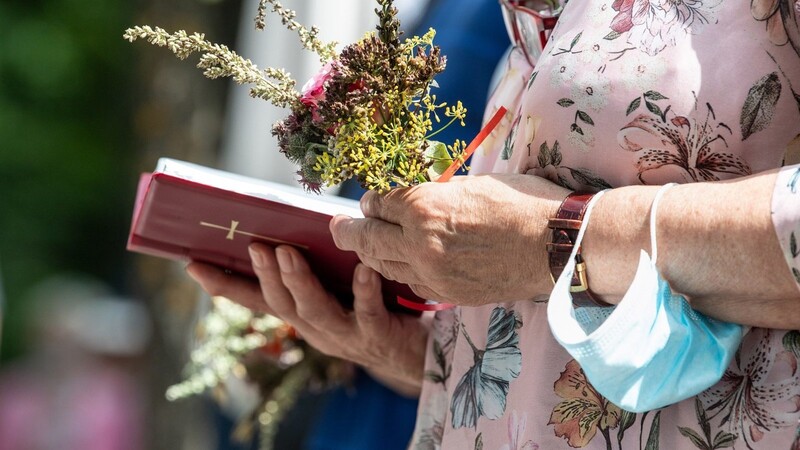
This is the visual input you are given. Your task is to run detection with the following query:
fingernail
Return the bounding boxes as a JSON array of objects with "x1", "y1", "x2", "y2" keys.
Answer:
[
  {"x1": 249, "y1": 245, "x2": 265, "y2": 269},
  {"x1": 356, "y1": 264, "x2": 372, "y2": 284},
  {"x1": 329, "y1": 216, "x2": 341, "y2": 246},
  {"x1": 360, "y1": 192, "x2": 374, "y2": 216},
  {"x1": 275, "y1": 247, "x2": 293, "y2": 273}
]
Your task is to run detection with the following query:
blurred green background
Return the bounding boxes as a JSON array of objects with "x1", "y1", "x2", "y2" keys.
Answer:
[
  {"x1": 0, "y1": 0, "x2": 136, "y2": 360},
  {"x1": 0, "y1": 0, "x2": 243, "y2": 448}
]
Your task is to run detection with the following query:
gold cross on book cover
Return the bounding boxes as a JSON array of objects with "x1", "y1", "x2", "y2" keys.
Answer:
[
  {"x1": 127, "y1": 158, "x2": 430, "y2": 314},
  {"x1": 200, "y1": 219, "x2": 309, "y2": 249}
]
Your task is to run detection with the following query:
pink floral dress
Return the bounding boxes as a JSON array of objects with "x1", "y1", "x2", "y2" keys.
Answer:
[{"x1": 409, "y1": 1, "x2": 800, "y2": 449}]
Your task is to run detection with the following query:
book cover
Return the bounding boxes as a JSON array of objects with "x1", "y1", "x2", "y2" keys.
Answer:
[{"x1": 127, "y1": 159, "x2": 429, "y2": 313}]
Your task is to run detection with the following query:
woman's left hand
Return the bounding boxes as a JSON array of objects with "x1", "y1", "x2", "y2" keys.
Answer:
[
  {"x1": 186, "y1": 244, "x2": 431, "y2": 392},
  {"x1": 330, "y1": 174, "x2": 569, "y2": 306}
]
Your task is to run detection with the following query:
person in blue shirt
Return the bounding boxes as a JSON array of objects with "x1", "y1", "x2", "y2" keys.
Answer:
[{"x1": 307, "y1": 1, "x2": 508, "y2": 448}]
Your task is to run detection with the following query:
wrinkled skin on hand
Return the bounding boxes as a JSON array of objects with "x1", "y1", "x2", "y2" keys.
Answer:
[
  {"x1": 330, "y1": 174, "x2": 570, "y2": 306},
  {"x1": 186, "y1": 243, "x2": 429, "y2": 391}
]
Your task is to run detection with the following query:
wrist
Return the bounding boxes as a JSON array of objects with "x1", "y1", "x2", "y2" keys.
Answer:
[
  {"x1": 547, "y1": 191, "x2": 616, "y2": 307},
  {"x1": 580, "y1": 185, "x2": 660, "y2": 303},
  {"x1": 529, "y1": 189, "x2": 570, "y2": 299}
]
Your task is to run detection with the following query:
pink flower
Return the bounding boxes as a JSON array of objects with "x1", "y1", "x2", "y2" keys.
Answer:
[
  {"x1": 617, "y1": 102, "x2": 751, "y2": 184},
  {"x1": 610, "y1": 0, "x2": 645, "y2": 34},
  {"x1": 300, "y1": 62, "x2": 335, "y2": 122},
  {"x1": 609, "y1": 0, "x2": 722, "y2": 56}
]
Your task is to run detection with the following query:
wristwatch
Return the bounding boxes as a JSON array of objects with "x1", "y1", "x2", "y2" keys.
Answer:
[{"x1": 546, "y1": 192, "x2": 612, "y2": 308}]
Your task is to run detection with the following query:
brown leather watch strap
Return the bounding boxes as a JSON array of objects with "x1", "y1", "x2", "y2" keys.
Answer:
[{"x1": 547, "y1": 192, "x2": 612, "y2": 308}]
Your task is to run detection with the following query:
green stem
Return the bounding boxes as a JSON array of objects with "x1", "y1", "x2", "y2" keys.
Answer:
[
  {"x1": 307, "y1": 143, "x2": 329, "y2": 152},
  {"x1": 425, "y1": 115, "x2": 458, "y2": 140}
]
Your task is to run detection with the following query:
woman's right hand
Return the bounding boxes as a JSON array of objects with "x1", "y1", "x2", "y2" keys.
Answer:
[{"x1": 185, "y1": 242, "x2": 429, "y2": 394}]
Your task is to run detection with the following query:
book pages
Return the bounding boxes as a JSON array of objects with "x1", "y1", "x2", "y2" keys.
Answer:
[{"x1": 156, "y1": 158, "x2": 364, "y2": 218}]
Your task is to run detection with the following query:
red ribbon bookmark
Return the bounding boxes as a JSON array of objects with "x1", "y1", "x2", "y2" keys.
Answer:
[
  {"x1": 399, "y1": 105, "x2": 508, "y2": 312},
  {"x1": 436, "y1": 105, "x2": 507, "y2": 183}
]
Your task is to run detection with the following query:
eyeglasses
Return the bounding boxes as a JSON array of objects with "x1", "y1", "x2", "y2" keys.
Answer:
[{"x1": 499, "y1": 0, "x2": 563, "y2": 65}]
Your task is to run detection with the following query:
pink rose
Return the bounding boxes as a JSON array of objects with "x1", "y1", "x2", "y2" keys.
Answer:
[{"x1": 300, "y1": 62, "x2": 335, "y2": 122}]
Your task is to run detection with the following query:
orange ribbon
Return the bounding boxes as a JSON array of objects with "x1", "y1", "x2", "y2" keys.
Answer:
[{"x1": 435, "y1": 105, "x2": 508, "y2": 183}]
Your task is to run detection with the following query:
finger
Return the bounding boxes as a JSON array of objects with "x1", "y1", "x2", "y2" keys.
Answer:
[
  {"x1": 360, "y1": 188, "x2": 415, "y2": 223},
  {"x1": 185, "y1": 262, "x2": 275, "y2": 315},
  {"x1": 248, "y1": 243, "x2": 297, "y2": 319},
  {"x1": 329, "y1": 216, "x2": 409, "y2": 261},
  {"x1": 357, "y1": 254, "x2": 418, "y2": 284},
  {"x1": 352, "y1": 264, "x2": 390, "y2": 339},
  {"x1": 274, "y1": 245, "x2": 352, "y2": 334}
]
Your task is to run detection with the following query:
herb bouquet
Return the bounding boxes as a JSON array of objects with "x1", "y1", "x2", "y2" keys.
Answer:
[
  {"x1": 125, "y1": 0, "x2": 469, "y2": 193},
  {"x1": 125, "y1": 1, "x2": 481, "y2": 448}
]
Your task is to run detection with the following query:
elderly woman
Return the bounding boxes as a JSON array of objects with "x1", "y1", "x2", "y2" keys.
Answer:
[{"x1": 188, "y1": 0, "x2": 800, "y2": 448}]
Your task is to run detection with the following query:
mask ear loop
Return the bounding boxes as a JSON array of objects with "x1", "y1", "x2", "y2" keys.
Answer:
[
  {"x1": 568, "y1": 183, "x2": 678, "y2": 277},
  {"x1": 649, "y1": 183, "x2": 677, "y2": 266}
]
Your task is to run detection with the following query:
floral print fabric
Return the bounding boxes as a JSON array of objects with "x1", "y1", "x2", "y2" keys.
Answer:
[
  {"x1": 774, "y1": 165, "x2": 800, "y2": 290},
  {"x1": 410, "y1": 1, "x2": 800, "y2": 449}
]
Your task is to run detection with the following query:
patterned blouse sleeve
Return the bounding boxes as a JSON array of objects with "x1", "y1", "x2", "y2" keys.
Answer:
[{"x1": 772, "y1": 164, "x2": 800, "y2": 292}]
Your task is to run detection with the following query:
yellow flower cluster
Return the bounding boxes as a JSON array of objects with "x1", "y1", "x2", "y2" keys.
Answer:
[
  {"x1": 128, "y1": 0, "x2": 468, "y2": 194},
  {"x1": 312, "y1": 95, "x2": 467, "y2": 193},
  {"x1": 307, "y1": 29, "x2": 468, "y2": 193}
]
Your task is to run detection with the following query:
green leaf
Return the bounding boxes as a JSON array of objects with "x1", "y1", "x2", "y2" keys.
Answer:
[
  {"x1": 552, "y1": 140, "x2": 563, "y2": 166},
  {"x1": 538, "y1": 142, "x2": 551, "y2": 167},
  {"x1": 568, "y1": 167, "x2": 613, "y2": 189},
  {"x1": 645, "y1": 100, "x2": 664, "y2": 121},
  {"x1": 644, "y1": 411, "x2": 662, "y2": 450},
  {"x1": 740, "y1": 72, "x2": 781, "y2": 140},
  {"x1": 617, "y1": 410, "x2": 637, "y2": 447},
  {"x1": 644, "y1": 90, "x2": 669, "y2": 101},
  {"x1": 424, "y1": 140, "x2": 454, "y2": 178},
  {"x1": 474, "y1": 432, "x2": 483, "y2": 450},
  {"x1": 791, "y1": 231, "x2": 798, "y2": 257},
  {"x1": 557, "y1": 173, "x2": 575, "y2": 190},
  {"x1": 783, "y1": 330, "x2": 800, "y2": 358},
  {"x1": 527, "y1": 71, "x2": 538, "y2": 90},
  {"x1": 661, "y1": 105, "x2": 672, "y2": 122},
  {"x1": 626, "y1": 97, "x2": 641, "y2": 116},
  {"x1": 433, "y1": 339, "x2": 446, "y2": 369},
  {"x1": 712, "y1": 431, "x2": 737, "y2": 448},
  {"x1": 577, "y1": 110, "x2": 595, "y2": 125},
  {"x1": 557, "y1": 98, "x2": 575, "y2": 107},
  {"x1": 679, "y1": 427, "x2": 709, "y2": 450},
  {"x1": 424, "y1": 371, "x2": 444, "y2": 384},
  {"x1": 604, "y1": 30, "x2": 622, "y2": 40},
  {"x1": 694, "y1": 398, "x2": 711, "y2": 441},
  {"x1": 569, "y1": 32, "x2": 583, "y2": 50},
  {"x1": 571, "y1": 123, "x2": 584, "y2": 135},
  {"x1": 501, "y1": 121, "x2": 519, "y2": 161}
]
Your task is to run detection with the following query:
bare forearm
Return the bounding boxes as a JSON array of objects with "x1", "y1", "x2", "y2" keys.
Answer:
[
  {"x1": 331, "y1": 171, "x2": 799, "y2": 324},
  {"x1": 582, "y1": 169, "x2": 800, "y2": 328}
]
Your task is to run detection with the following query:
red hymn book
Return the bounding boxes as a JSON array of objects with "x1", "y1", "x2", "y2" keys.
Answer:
[{"x1": 127, "y1": 158, "x2": 433, "y2": 313}]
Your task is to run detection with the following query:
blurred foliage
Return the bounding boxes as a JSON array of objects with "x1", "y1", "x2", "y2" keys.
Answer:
[{"x1": 0, "y1": 0, "x2": 136, "y2": 360}]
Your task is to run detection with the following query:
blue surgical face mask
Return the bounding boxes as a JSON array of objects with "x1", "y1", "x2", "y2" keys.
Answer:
[{"x1": 546, "y1": 186, "x2": 744, "y2": 413}]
